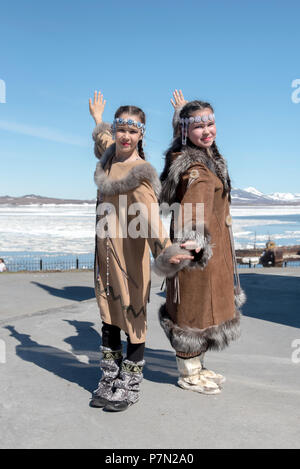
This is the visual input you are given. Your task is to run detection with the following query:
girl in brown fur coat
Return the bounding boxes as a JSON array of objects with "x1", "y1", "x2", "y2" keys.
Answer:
[{"x1": 157, "y1": 90, "x2": 246, "y2": 395}]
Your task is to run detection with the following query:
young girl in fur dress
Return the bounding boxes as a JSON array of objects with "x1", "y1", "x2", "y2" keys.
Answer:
[
  {"x1": 88, "y1": 91, "x2": 194, "y2": 411},
  {"x1": 158, "y1": 90, "x2": 246, "y2": 395}
]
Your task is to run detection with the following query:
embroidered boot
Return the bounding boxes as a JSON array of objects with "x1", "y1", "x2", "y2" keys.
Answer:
[
  {"x1": 90, "y1": 346, "x2": 123, "y2": 408},
  {"x1": 104, "y1": 359, "x2": 145, "y2": 412},
  {"x1": 176, "y1": 356, "x2": 221, "y2": 395},
  {"x1": 199, "y1": 353, "x2": 226, "y2": 386}
]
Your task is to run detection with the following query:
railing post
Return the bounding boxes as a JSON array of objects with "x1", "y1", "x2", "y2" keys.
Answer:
[{"x1": 40, "y1": 259, "x2": 43, "y2": 271}]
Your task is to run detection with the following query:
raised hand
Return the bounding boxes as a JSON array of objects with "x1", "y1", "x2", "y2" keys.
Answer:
[
  {"x1": 170, "y1": 89, "x2": 187, "y2": 110},
  {"x1": 89, "y1": 90, "x2": 106, "y2": 125}
]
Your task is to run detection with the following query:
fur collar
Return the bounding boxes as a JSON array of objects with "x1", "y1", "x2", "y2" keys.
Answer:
[
  {"x1": 160, "y1": 146, "x2": 230, "y2": 204},
  {"x1": 94, "y1": 145, "x2": 161, "y2": 199}
]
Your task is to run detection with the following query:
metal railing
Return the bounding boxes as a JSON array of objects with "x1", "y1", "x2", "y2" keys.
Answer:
[
  {"x1": 237, "y1": 260, "x2": 300, "y2": 269},
  {"x1": 2, "y1": 255, "x2": 300, "y2": 273},
  {"x1": 3, "y1": 254, "x2": 94, "y2": 272}
]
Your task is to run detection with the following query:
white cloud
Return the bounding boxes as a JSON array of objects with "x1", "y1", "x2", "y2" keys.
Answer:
[{"x1": 0, "y1": 120, "x2": 88, "y2": 147}]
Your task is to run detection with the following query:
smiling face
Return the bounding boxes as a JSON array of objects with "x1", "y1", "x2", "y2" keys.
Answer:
[
  {"x1": 114, "y1": 113, "x2": 143, "y2": 157},
  {"x1": 187, "y1": 108, "x2": 217, "y2": 149}
]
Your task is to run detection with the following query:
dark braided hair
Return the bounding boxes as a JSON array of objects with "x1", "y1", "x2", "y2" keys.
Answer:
[
  {"x1": 160, "y1": 136, "x2": 182, "y2": 182},
  {"x1": 161, "y1": 100, "x2": 231, "y2": 201},
  {"x1": 210, "y1": 140, "x2": 232, "y2": 202},
  {"x1": 114, "y1": 105, "x2": 146, "y2": 160}
]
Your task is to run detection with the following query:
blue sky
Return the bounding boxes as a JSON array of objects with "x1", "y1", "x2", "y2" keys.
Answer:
[{"x1": 0, "y1": 0, "x2": 299, "y2": 199}]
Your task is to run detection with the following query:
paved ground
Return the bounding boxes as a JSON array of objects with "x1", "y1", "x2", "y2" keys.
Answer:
[{"x1": 0, "y1": 268, "x2": 300, "y2": 449}]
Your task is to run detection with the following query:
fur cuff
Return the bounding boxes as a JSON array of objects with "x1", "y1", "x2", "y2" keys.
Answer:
[
  {"x1": 159, "y1": 303, "x2": 241, "y2": 355},
  {"x1": 92, "y1": 122, "x2": 112, "y2": 142},
  {"x1": 153, "y1": 243, "x2": 194, "y2": 278},
  {"x1": 175, "y1": 224, "x2": 213, "y2": 270}
]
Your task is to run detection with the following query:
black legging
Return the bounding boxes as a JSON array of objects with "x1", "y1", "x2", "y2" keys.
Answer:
[{"x1": 101, "y1": 322, "x2": 145, "y2": 363}]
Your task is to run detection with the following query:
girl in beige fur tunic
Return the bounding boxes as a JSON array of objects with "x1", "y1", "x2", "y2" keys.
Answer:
[{"x1": 88, "y1": 91, "x2": 194, "y2": 412}]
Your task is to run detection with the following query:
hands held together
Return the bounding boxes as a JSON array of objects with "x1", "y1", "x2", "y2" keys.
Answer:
[{"x1": 169, "y1": 241, "x2": 201, "y2": 264}]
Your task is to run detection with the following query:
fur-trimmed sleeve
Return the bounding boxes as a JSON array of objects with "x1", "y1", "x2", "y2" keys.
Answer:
[
  {"x1": 173, "y1": 163, "x2": 215, "y2": 270},
  {"x1": 131, "y1": 180, "x2": 198, "y2": 278},
  {"x1": 92, "y1": 122, "x2": 114, "y2": 160}
]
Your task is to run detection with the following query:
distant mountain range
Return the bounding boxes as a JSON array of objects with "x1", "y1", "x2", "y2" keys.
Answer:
[
  {"x1": 1, "y1": 188, "x2": 300, "y2": 206},
  {"x1": 0, "y1": 194, "x2": 96, "y2": 205},
  {"x1": 231, "y1": 187, "x2": 300, "y2": 205}
]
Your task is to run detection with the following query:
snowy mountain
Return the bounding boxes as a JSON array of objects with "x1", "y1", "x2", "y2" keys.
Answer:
[
  {"x1": 1, "y1": 189, "x2": 300, "y2": 206},
  {"x1": 267, "y1": 192, "x2": 300, "y2": 202},
  {"x1": 0, "y1": 194, "x2": 96, "y2": 205},
  {"x1": 231, "y1": 187, "x2": 300, "y2": 205},
  {"x1": 243, "y1": 187, "x2": 265, "y2": 197},
  {"x1": 243, "y1": 187, "x2": 300, "y2": 202}
]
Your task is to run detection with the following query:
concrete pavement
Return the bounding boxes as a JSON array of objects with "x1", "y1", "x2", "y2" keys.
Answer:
[{"x1": 0, "y1": 268, "x2": 300, "y2": 449}]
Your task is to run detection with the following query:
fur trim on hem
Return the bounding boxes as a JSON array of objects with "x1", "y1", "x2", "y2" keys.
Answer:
[
  {"x1": 158, "y1": 303, "x2": 241, "y2": 355},
  {"x1": 94, "y1": 159, "x2": 161, "y2": 199}
]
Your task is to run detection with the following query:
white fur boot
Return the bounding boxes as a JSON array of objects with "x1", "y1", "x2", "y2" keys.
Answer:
[
  {"x1": 176, "y1": 356, "x2": 221, "y2": 395},
  {"x1": 199, "y1": 353, "x2": 226, "y2": 386}
]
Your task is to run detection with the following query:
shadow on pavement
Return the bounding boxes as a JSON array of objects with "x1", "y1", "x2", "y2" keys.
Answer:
[
  {"x1": 30, "y1": 281, "x2": 95, "y2": 302},
  {"x1": 4, "y1": 320, "x2": 178, "y2": 393},
  {"x1": 240, "y1": 274, "x2": 300, "y2": 328},
  {"x1": 157, "y1": 273, "x2": 300, "y2": 329}
]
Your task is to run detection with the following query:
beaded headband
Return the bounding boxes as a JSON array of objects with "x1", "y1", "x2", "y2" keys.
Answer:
[
  {"x1": 180, "y1": 113, "x2": 215, "y2": 145},
  {"x1": 112, "y1": 117, "x2": 146, "y2": 136}
]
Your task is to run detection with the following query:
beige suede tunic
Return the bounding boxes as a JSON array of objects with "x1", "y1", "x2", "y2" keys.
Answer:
[{"x1": 93, "y1": 127, "x2": 171, "y2": 343}]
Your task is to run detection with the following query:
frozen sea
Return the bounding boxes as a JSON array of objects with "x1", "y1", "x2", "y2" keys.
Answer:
[{"x1": 1, "y1": 204, "x2": 300, "y2": 267}]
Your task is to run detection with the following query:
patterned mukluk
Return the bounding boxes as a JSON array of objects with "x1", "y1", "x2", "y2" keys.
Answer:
[
  {"x1": 90, "y1": 346, "x2": 123, "y2": 407},
  {"x1": 104, "y1": 359, "x2": 145, "y2": 412}
]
